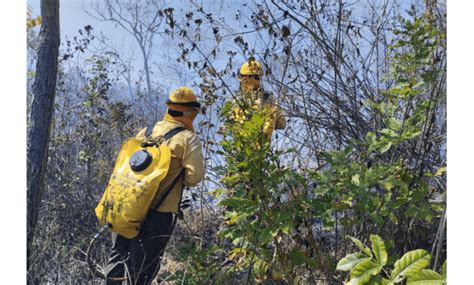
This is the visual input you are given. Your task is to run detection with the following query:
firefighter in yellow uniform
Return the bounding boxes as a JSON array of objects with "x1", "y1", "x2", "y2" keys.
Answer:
[
  {"x1": 232, "y1": 58, "x2": 286, "y2": 141},
  {"x1": 232, "y1": 59, "x2": 287, "y2": 281},
  {"x1": 222, "y1": 58, "x2": 286, "y2": 205},
  {"x1": 105, "y1": 87, "x2": 205, "y2": 285}
]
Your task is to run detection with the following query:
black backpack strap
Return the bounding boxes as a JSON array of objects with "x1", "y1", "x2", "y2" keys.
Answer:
[
  {"x1": 163, "y1": 126, "x2": 186, "y2": 140},
  {"x1": 142, "y1": 125, "x2": 186, "y2": 147},
  {"x1": 152, "y1": 170, "x2": 185, "y2": 211}
]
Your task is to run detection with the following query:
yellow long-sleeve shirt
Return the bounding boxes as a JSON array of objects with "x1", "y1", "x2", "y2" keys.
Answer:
[{"x1": 231, "y1": 91, "x2": 286, "y2": 140}]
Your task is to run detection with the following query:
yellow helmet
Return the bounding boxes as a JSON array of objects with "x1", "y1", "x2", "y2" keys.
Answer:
[
  {"x1": 166, "y1": 87, "x2": 201, "y2": 109},
  {"x1": 239, "y1": 58, "x2": 263, "y2": 77}
]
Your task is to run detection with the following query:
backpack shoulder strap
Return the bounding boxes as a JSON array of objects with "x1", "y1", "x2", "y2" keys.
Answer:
[
  {"x1": 142, "y1": 125, "x2": 185, "y2": 146},
  {"x1": 163, "y1": 126, "x2": 186, "y2": 141},
  {"x1": 152, "y1": 170, "x2": 185, "y2": 211},
  {"x1": 150, "y1": 126, "x2": 187, "y2": 211}
]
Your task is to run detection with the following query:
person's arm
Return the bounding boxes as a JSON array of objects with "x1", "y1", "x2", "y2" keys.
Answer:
[
  {"x1": 275, "y1": 107, "x2": 287, "y2": 130},
  {"x1": 266, "y1": 94, "x2": 286, "y2": 130},
  {"x1": 182, "y1": 134, "x2": 205, "y2": 186}
]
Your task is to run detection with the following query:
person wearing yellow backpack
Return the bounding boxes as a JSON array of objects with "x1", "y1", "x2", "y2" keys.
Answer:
[{"x1": 104, "y1": 87, "x2": 205, "y2": 284}]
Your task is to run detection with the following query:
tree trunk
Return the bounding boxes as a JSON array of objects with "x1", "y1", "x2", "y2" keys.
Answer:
[{"x1": 27, "y1": 0, "x2": 60, "y2": 270}]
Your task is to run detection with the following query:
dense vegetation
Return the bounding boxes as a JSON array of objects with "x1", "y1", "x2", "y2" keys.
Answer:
[{"x1": 27, "y1": 0, "x2": 446, "y2": 284}]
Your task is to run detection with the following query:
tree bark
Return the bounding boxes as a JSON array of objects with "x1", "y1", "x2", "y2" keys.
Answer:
[{"x1": 27, "y1": 0, "x2": 60, "y2": 270}]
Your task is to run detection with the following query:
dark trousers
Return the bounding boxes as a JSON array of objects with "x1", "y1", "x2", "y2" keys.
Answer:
[{"x1": 105, "y1": 211, "x2": 174, "y2": 285}]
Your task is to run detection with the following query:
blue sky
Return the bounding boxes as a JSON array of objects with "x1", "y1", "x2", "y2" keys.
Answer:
[
  {"x1": 27, "y1": 0, "x2": 258, "y2": 98},
  {"x1": 29, "y1": 0, "x2": 119, "y2": 40}
]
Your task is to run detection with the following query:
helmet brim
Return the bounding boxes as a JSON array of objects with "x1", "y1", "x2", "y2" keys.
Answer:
[{"x1": 166, "y1": 100, "x2": 201, "y2": 109}]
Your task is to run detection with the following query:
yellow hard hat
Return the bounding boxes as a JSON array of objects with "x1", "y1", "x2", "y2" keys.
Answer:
[
  {"x1": 239, "y1": 58, "x2": 263, "y2": 77},
  {"x1": 166, "y1": 87, "x2": 201, "y2": 109}
]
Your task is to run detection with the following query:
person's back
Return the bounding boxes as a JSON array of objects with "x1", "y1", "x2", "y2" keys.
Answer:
[
  {"x1": 136, "y1": 118, "x2": 204, "y2": 213},
  {"x1": 106, "y1": 86, "x2": 204, "y2": 285}
]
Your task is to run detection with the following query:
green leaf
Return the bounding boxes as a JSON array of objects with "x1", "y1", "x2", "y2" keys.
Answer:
[
  {"x1": 337, "y1": 253, "x2": 372, "y2": 271},
  {"x1": 366, "y1": 276, "x2": 382, "y2": 285},
  {"x1": 387, "y1": 118, "x2": 403, "y2": 131},
  {"x1": 220, "y1": 173, "x2": 242, "y2": 184},
  {"x1": 418, "y1": 206, "x2": 433, "y2": 222},
  {"x1": 380, "y1": 179, "x2": 395, "y2": 191},
  {"x1": 348, "y1": 236, "x2": 373, "y2": 257},
  {"x1": 259, "y1": 229, "x2": 273, "y2": 245},
  {"x1": 289, "y1": 249, "x2": 306, "y2": 266},
  {"x1": 378, "y1": 141, "x2": 392, "y2": 153},
  {"x1": 435, "y1": 166, "x2": 447, "y2": 177},
  {"x1": 352, "y1": 174, "x2": 361, "y2": 186},
  {"x1": 218, "y1": 196, "x2": 252, "y2": 208},
  {"x1": 370, "y1": 235, "x2": 388, "y2": 266},
  {"x1": 314, "y1": 186, "x2": 331, "y2": 195},
  {"x1": 366, "y1": 132, "x2": 376, "y2": 145},
  {"x1": 406, "y1": 269, "x2": 444, "y2": 285},
  {"x1": 402, "y1": 130, "x2": 421, "y2": 140},
  {"x1": 276, "y1": 210, "x2": 293, "y2": 222},
  {"x1": 391, "y1": 249, "x2": 431, "y2": 283},
  {"x1": 365, "y1": 276, "x2": 394, "y2": 285},
  {"x1": 280, "y1": 223, "x2": 291, "y2": 234},
  {"x1": 209, "y1": 188, "x2": 225, "y2": 198},
  {"x1": 413, "y1": 17, "x2": 422, "y2": 29},
  {"x1": 380, "y1": 128, "x2": 398, "y2": 137},
  {"x1": 348, "y1": 260, "x2": 382, "y2": 285}
]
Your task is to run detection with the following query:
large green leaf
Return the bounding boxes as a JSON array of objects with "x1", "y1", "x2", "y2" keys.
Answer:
[
  {"x1": 378, "y1": 141, "x2": 393, "y2": 153},
  {"x1": 366, "y1": 276, "x2": 382, "y2": 285},
  {"x1": 391, "y1": 249, "x2": 431, "y2": 283},
  {"x1": 348, "y1": 260, "x2": 382, "y2": 285},
  {"x1": 365, "y1": 276, "x2": 394, "y2": 285},
  {"x1": 348, "y1": 236, "x2": 373, "y2": 257},
  {"x1": 381, "y1": 279, "x2": 394, "y2": 285},
  {"x1": 337, "y1": 253, "x2": 372, "y2": 271},
  {"x1": 406, "y1": 269, "x2": 445, "y2": 285},
  {"x1": 370, "y1": 234, "x2": 388, "y2": 266}
]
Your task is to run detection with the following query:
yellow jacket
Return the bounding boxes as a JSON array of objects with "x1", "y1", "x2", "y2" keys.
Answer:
[
  {"x1": 232, "y1": 91, "x2": 286, "y2": 139},
  {"x1": 136, "y1": 120, "x2": 205, "y2": 213}
]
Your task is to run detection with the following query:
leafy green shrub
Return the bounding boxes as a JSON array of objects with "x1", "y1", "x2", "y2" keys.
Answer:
[{"x1": 163, "y1": 9, "x2": 446, "y2": 285}]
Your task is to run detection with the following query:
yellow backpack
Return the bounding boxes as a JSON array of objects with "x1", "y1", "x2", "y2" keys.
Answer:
[{"x1": 95, "y1": 126, "x2": 186, "y2": 239}]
